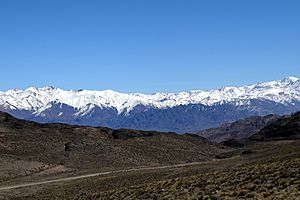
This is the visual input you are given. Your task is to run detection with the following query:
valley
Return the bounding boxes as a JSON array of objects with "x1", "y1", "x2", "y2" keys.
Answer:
[
  {"x1": 0, "y1": 111, "x2": 300, "y2": 199},
  {"x1": 1, "y1": 140, "x2": 299, "y2": 199}
]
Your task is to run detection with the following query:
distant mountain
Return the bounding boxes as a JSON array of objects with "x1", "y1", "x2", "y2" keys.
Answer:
[
  {"x1": 197, "y1": 114, "x2": 280, "y2": 143},
  {"x1": 1, "y1": 76, "x2": 300, "y2": 133},
  {"x1": 250, "y1": 111, "x2": 300, "y2": 141}
]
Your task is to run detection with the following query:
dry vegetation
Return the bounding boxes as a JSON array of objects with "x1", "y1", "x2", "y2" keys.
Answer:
[
  {"x1": 1, "y1": 112, "x2": 300, "y2": 199},
  {"x1": 0, "y1": 111, "x2": 229, "y2": 181},
  {"x1": 95, "y1": 157, "x2": 300, "y2": 200},
  {"x1": 5, "y1": 140, "x2": 298, "y2": 200}
]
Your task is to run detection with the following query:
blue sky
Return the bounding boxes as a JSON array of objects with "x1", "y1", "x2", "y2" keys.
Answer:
[{"x1": 0, "y1": 0, "x2": 299, "y2": 93}]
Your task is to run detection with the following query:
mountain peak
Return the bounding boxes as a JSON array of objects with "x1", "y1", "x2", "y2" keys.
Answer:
[
  {"x1": 41, "y1": 86, "x2": 57, "y2": 91},
  {"x1": 281, "y1": 76, "x2": 299, "y2": 83},
  {"x1": 25, "y1": 86, "x2": 57, "y2": 92},
  {"x1": 26, "y1": 86, "x2": 38, "y2": 91}
]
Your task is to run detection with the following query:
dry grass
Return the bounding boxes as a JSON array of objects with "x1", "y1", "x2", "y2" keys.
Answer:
[{"x1": 95, "y1": 157, "x2": 300, "y2": 200}]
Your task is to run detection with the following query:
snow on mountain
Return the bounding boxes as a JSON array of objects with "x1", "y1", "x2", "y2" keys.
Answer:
[{"x1": 0, "y1": 76, "x2": 300, "y2": 117}]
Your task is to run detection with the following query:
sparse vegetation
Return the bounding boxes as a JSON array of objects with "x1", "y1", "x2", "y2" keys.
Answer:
[
  {"x1": 94, "y1": 157, "x2": 300, "y2": 200},
  {"x1": 1, "y1": 112, "x2": 300, "y2": 199}
]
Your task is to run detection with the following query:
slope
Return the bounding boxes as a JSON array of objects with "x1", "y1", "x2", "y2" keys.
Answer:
[
  {"x1": 250, "y1": 111, "x2": 300, "y2": 141},
  {"x1": 0, "y1": 111, "x2": 228, "y2": 184},
  {"x1": 197, "y1": 114, "x2": 280, "y2": 143}
]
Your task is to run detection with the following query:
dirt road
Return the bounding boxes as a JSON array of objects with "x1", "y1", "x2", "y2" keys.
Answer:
[{"x1": 0, "y1": 161, "x2": 209, "y2": 191}]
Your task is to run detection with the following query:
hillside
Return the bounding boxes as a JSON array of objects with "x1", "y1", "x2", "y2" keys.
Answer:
[
  {"x1": 10, "y1": 140, "x2": 300, "y2": 199},
  {"x1": 95, "y1": 156, "x2": 300, "y2": 199},
  {"x1": 250, "y1": 111, "x2": 300, "y2": 141},
  {"x1": 197, "y1": 114, "x2": 280, "y2": 143},
  {"x1": 0, "y1": 111, "x2": 228, "y2": 184}
]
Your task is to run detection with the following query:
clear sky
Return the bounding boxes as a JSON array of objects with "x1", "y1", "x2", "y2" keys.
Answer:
[{"x1": 0, "y1": 0, "x2": 299, "y2": 93}]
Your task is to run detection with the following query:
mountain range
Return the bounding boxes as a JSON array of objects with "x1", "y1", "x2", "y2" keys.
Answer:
[{"x1": 1, "y1": 76, "x2": 300, "y2": 133}]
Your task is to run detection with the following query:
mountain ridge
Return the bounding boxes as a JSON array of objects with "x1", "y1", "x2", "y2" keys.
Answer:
[
  {"x1": 197, "y1": 114, "x2": 281, "y2": 143},
  {"x1": 1, "y1": 76, "x2": 300, "y2": 113},
  {"x1": 1, "y1": 76, "x2": 300, "y2": 133},
  {"x1": 250, "y1": 111, "x2": 300, "y2": 141}
]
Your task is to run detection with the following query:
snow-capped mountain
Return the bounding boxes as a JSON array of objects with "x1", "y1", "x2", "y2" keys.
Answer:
[{"x1": 1, "y1": 76, "x2": 300, "y2": 133}]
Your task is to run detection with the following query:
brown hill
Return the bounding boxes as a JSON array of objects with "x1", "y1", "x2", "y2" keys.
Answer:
[
  {"x1": 197, "y1": 114, "x2": 279, "y2": 143},
  {"x1": 0, "y1": 111, "x2": 228, "y2": 183},
  {"x1": 250, "y1": 111, "x2": 300, "y2": 141}
]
